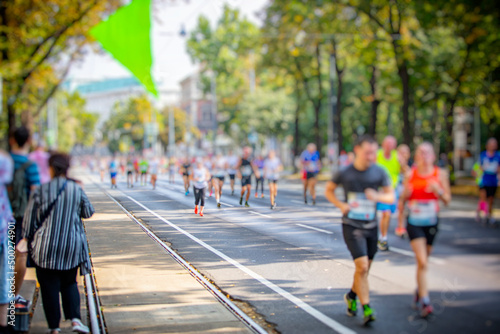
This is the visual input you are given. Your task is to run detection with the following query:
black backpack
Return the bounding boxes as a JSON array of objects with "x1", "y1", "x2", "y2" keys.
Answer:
[{"x1": 7, "y1": 161, "x2": 34, "y2": 219}]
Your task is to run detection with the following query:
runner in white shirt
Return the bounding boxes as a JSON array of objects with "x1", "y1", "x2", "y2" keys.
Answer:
[
  {"x1": 212, "y1": 153, "x2": 228, "y2": 208},
  {"x1": 149, "y1": 158, "x2": 159, "y2": 190},
  {"x1": 264, "y1": 150, "x2": 283, "y2": 209},
  {"x1": 204, "y1": 156, "x2": 214, "y2": 197},
  {"x1": 190, "y1": 159, "x2": 211, "y2": 217},
  {"x1": 226, "y1": 150, "x2": 239, "y2": 196}
]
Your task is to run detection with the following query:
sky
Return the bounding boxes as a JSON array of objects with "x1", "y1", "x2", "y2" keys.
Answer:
[{"x1": 68, "y1": 0, "x2": 270, "y2": 93}]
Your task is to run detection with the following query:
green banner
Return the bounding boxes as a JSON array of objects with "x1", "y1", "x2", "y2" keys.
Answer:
[{"x1": 90, "y1": 0, "x2": 158, "y2": 97}]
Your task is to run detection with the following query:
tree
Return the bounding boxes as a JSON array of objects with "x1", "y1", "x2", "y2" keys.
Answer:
[{"x1": 0, "y1": 0, "x2": 121, "y2": 136}]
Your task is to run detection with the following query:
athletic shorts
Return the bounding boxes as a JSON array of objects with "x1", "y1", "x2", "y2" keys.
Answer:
[
  {"x1": 377, "y1": 189, "x2": 399, "y2": 213},
  {"x1": 215, "y1": 176, "x2": 225, "y2": 182},
  {"x1": 229, "y1": 174, "x2": 236, "y2": 181},
  {"x1": 407, "y1": 223, "x2": 439, "y2": 246},
  {"x1": 141, "y1": 171, "x2": 147, "y2": 175},
  {"x1": 241, "y1": 176, "x2": 252, "y2": 187},
  {"x1": 182, "y1": 173, "x2": 189, "y2": 177},
  {"x1": 342, "y1": 224, "x2": 378, "y2": 260},
  {"x1": 268, "y1": 179, "x2": 278, "y2": 184},
  {"x1": 306, "y1": 172, "x2": 318, "y2": 180},
  {"x1": 110, "y1": 173, "x2": 117, "y2": 179},
  {"x1": 480, "y1": 186, "x2": 498, "y2": 198},
  {"x1": 127, "y1": 171, "x2": 133, "y2": 175}
]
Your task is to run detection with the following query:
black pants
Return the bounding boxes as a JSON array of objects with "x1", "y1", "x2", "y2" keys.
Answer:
[
  {"x1": 35, "y1": 266, "x2": 81, "y2": 329},
  {"x1": 194, "y1": 187, "x2": 206, "y2": 206},
  {"x1": 255, "y1": 177, "x2": 264, "y2": 194}
]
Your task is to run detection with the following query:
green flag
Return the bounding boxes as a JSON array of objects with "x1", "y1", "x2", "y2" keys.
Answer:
[{"x1": 90, "y1": 0, "x2": 158, "y2": 97}]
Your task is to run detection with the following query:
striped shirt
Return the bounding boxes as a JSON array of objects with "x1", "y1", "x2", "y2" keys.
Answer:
[{"x1": 22, "y1": 177, "x2": 94, "y2": 274}]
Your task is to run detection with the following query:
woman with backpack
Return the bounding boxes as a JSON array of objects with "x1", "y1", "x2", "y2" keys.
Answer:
[{"x1": 21, "y1": 153, "x2": 94, "y2": 334}]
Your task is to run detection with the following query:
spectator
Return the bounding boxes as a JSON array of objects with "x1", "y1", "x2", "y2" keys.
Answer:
[
  {"x1": 0, "y1": 150, "x2": 14, "y2": 334},
  {"x1": 8, "y1": 126, "x2": 40, "y2": 305},
  {"x1": 28, "y1": 142, "x2": 51, "y2": 184},
  {"x1": 22, "y1": 153, "x2": 94, "y2": 334}
]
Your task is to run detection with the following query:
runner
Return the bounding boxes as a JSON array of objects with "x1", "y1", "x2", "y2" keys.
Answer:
[
  {"x1": 181, "y1": 157, "x2": 192, "y2": 196},
  {"x1": 376, "y1": 136, "x2": 401, "y2": 251},
  {"x1": 477, "y1": 138, "x2": 500, "y2": 225},
  {"x1": 395, "y1": 144, "x2": 412, "y2": 238},
  {"x1": 190, "y1": 159, "x2": 211, "y2": 217},
  {"x1": 133, "y1": 156, "x2": 140, "y2": 183},
  {"x1": 139, "y1": 157, "x2": 149, "y2": 186},
  {"x1": 401, "y1": 142, "x2": 451, "y2": 318},
  {"x1": 204, "y1": 156, "x2": 214, "y2": 197},
  {"x1": 99, "y1": 158, "x2": 106, "y2": 182},
  {"x1": 212, "y1": 153, "x2": 228, "y2": 208},
  {"x1": 300, "y1": 143, "x2": 321, "y2": 205},
  {"x1": 226, "y1": 150, "x2": 239, "y2": 196},
  {"x1": 325, "y1": 135, "x2": 394, "y2": 326},
  {"x1": 168, "y1": 156, "x2": 177, "y2": 184},
  {"x1": 253, "y1": 154, "x2": 265, "y2": 199},
  {"x1": 126, "y1": 156, "x2": 134, "y2": 188},
  {"x1": 109, "y1": 158, "x2": 118, "y2": 189},
  {"x1": 264, "y1": 150, "x2": 283, "y2": 209},
  {"x1": 149, "y1": 157, "x2": 159, "y2": 190},
  {"x1": 238, "y1": 147, "x2": 258, "y2": 207}
]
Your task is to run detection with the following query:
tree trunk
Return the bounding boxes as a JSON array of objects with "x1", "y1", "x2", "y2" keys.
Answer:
[
  {"x1": 369, "y1": 65, "x2": 380, "y2": 137},
  {"x1": 293, "y1": 85, "x2": 301, "y2": 173},
  {"x1": 399, "y1": 62, "x2": 411, "y2": 145}
]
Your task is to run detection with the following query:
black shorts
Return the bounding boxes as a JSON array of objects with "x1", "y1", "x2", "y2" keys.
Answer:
[
  {"x1": 229, "y1": 174, "x2": 236, "y2": 180},
  {"x1": 127, "y1": 171, "x2": 133, "y2": 175},
  {"x1": 481, "y1": 186, "x2": 498, "y2": 198},
  {"x1": 306, "y1": 172, "x2": 318, "y2": 180},
  {"x1": 182, "y1": 173, "x2": 189, "y2": 177},
  {"x1": 342, "y1": 224, "x2": 378, "y2": 260},
  {"x1": 407, "y1": 223, "x2": 439, "y2": 246},
  {"x1": 215, "y1": 176, "x2": 225, "y2": 182},
  {"x1": 268, "y1": 179, "x2": 278, "y2": 184},
  {"x1": 241, "y1": 177, "x2": 252, "y2": 187}
]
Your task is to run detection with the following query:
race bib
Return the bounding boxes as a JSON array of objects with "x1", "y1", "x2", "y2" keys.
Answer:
[
  {"x1": 483, "y1": 160, "x2": 499, "y2": 174},
  {"x1": 347, "y1": 192, "x2": 376, "y2": 221},
  {"x1": 241, "y1": 165, "x2": 252, "y2": 176},
  {"x1": 307, "y1": 161, "x2": 318, "y2": 172},
  {"x1": 408, "y1": 200, "x2": 438, "y2": 226}
]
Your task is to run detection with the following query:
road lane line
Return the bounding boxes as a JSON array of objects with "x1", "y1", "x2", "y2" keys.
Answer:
[
  {"x1": 220, "y1": 202, "x2": 234, "y2": 207},
  {"x1": 249, "y1": 211, "x2": 272, "y2": 218},
  {"x1": 291, "y1": 200, "x2": 304, "y2": 204},
  {"x1": 126, "y1": 195, "x2": 357, "y2": 334},
  {"x1": 296, "y1": 224, "x2": 334, "y2": 235},
  {"x1": 390, "y1": 247, "x2": 446, "y2": 265}
]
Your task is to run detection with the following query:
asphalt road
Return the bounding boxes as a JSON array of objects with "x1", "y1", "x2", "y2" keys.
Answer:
[{"x1": 87, "y1": 172, "x2": 500, "y2": 334}]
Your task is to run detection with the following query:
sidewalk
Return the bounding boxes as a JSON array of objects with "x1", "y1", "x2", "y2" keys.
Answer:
[
  {"x1": 81, "y1": 182, "x2": 251, "y2": 333},
  {"x1": 27, "y1": 181, "x2": 251, "y2": 333}
]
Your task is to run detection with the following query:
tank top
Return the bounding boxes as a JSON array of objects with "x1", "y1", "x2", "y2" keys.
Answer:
[
  {"x1": 193, "y1": 167, "x2": 208, "y2": 189},
  {"x1": 240, "y1": 159, "x2": 252, "y2": 177},
  {"x1": 376, "y1": 150, "x2": 400, "y2": 187},
  {"x1": 407, "y1": 166, "x2": 440, "y2": 226}
]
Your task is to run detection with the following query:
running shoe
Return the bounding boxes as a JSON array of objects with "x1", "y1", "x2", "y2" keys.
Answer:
[
  {"x1": 194, "y1": 207, "x2": 198, "y2": 214},
  {"x1": 261, "y1": 194, "x2": 265, "y2": 198},
  {"x1": 412, "y1": 290, "x2": 420, "y2": 310},
  {"x1": 209, "y1": 190, "x2": 213, "y2": 197},
  {"x1": 343, "y1": 293, "x2": 357, "y2": 317},
  {"x1": 421, "y1": 304, "x2": 434, "y2": 318},
  {"x1": 239, "y1": 197, "x2": 243, "y2": 205},
  {"x1": 304, "y1": 196, "x2": 308, "y2": 204},
  {"x1": 312, "y1": 199, "x2": 316, "y2": 205},
  {"x1": 245, "y1": 201, "x2": 250, "y2": 207},
  {"x1": 363, "y1": 306, "x2": 376, "y2": 326},
  {"x1": 199, "y1": 212, "x2": 204, "y2": 217},
  {"x1": 377, "y1": 240, "x2": 389, "y2": 251},
  {"x1": 72, "y1": 318, "x2": 90, "y2": 333},
  {"x1": 395, "y1": 227, "x2": 408, "y2": 239},
  {"x1": 217, "y1": 202, "x2": 221, "y2": 208},
  {"x1": 185, "y1": 191, "x2": 189, "y2": 196},
  {"x1": 231, "y1": 190, "x2": 234, "y2": 196},
  {"x1": 255, "y1": 193, "x2": 258, "y2": 198},
  {"x1": 273, "y1": 202, "x2": 277, "y2": 209}
]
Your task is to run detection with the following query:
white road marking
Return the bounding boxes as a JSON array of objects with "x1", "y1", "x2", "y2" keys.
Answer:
[
  {"x1": 390, "y1": 247, "x2": 446, "y2": 265},
  {"x1": 220, "y1": 202, "x2": 234, "y2": 207},
  {"x1": 291, "y1": 200, "x2": 304, "y2": 204},
  {"x1": 296, "y1": 224, "x2": 334, "y2": 235},
  {"x1": 126, "y1": 196, "x2": 356, "y2": 334},
  {"x1": 249, "y1": 211, "x2": 272, "y2": 218}
]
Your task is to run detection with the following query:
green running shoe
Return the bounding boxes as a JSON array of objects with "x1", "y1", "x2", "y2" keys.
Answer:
[
  {"x1": 344, "y1": 293, "x2": 357, "y2": 316},
  {"x1": 363, "y1": 306, "x2": 376, "y2": 326}
]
